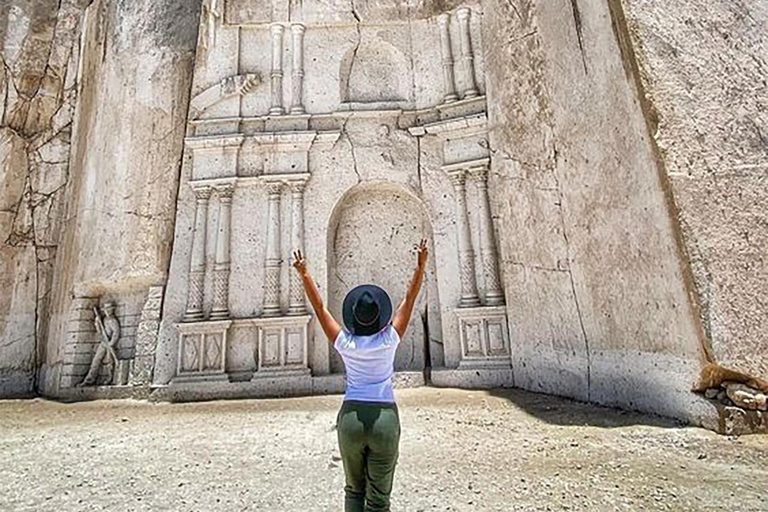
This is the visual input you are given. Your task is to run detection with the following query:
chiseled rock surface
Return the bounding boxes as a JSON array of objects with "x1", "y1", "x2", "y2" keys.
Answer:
[
  {"x1": 1, "y1": 388, "x2": 767, "y2": 511},
  {"x1": 621, "y1": 0, "x2": 768, "y2": 379}
]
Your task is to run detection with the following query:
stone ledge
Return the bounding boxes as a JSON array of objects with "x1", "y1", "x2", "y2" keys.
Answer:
[
  {"x1": 430, "y1": 368, "x2": 515, "y2": 389},
  {"x1": 53, "y1": 385, "x2": 151, "y2": 402}
]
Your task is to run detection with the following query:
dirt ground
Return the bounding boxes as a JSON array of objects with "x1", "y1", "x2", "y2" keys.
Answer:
[{"x1": 1, "y1": 387, "x2": 766, "y2": 512}]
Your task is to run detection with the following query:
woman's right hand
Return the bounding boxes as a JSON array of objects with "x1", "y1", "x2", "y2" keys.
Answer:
[{"x1": 292, "y1": 249, "x2": 308, "y2": 276}]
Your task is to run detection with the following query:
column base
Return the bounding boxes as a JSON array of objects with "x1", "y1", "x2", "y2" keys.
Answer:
[
  {"x1": 289, "y1": 106, "x2": 305, "y2": 115},
  {"x1": 443, "y1": 94, "x2": 458, "y2": 103},
  {"x1": 485, "y1": 293, "x2": 505, "y2": 306},
  {"x1": 459, "y1": 296, "x2": 481, "y2": 308},
  {"x1": 209, "y1": 310, "x2": 230, "y2": 320},
  {"x1": 262, "y1": 306, "x2": 282, "y2": 317},
  {"x1": 182, "y1": 312, "x2": 205, "y2": 322},
  {"x1": 463, "y1": 89, "x2": 479, "y2": 99},
  {"x1": 268, "y1": 107, "x2": 284, "y2": 116}
]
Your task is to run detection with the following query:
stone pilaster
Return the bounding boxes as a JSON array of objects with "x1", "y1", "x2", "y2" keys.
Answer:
[
  {"x1": 130, "y1": 285, "x2": 165, "y2": 386},
  {"x1": 185, "y1": 186, "x2": 212, "y2": 321},
  {"x1": 456, "y1": 8, "x2": 479, "y2": 99},
  {"x1": 469, "y1": 167, "x2": 504, "y2": 305},
  {"x1": 263, "y1": 181, "x2": 283, "y2": 316},
  {"x1": 449, "y1": 170, "x2": 481, "y2": 307},
  {"x1": 290, "y1": 23, "x2": 306, "y2": 115},
  {"x1": 210, "y1": 184, "x2": 234, "y2": 319},
  {"x1": 288, "y1": 179, "x2": 308, "y2": 315},
  {"x1": 269, "y1": 23, "x2": 285, "y2": 116},
  {"x1": 437, "y1": 13, "x2": 458, "y2": 103}
]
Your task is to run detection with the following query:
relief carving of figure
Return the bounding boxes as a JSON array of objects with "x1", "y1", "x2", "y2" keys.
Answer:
[
  {"x1": 77, "y1": 302, "x2": 121, "y2": 387},
  {"x1": 199, "y1": 0, "x2": 222, "y2": 51}
]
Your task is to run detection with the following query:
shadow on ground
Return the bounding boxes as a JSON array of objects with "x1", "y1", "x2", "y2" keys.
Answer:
[{"x1": 483, "y1": 386, "x2": 683, "y2": 429}]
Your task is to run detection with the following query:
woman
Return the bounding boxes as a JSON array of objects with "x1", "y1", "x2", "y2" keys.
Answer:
[{"x1": 292, "y1": 239, "x2": 428, "y2": 512}]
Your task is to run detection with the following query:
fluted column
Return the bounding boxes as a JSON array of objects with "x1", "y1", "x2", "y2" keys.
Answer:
[
  {"x1": 437, "y1": 13, "x2": 458, "y2": 103},
  {"x1": 263, "y1": 181, "x2": 283, "y2": 316},
  {"x1": 469, "y1": 168, "x2": 505, "y2": 306},
  {"x1": 290, "y1": 23, "x2": 306, "y2": 115},
  {"x1": 288, "y1": 180, "x2": 308, "y2": 315},
  {"x1": 210, "y1": 184, "x2": 234, "y2": 319},
  {"x1": 456, "y1": 8, "x2": 479, "y2": 99},
  {"x1": 185, "y1": 186, "x2": 212, "y2": 321},
  {"x1": 269, "y1": 23, "x2": 285, "y2": 116},
  {"x1": 449, "y1": 171, "x2": 481, "y2": 307}
]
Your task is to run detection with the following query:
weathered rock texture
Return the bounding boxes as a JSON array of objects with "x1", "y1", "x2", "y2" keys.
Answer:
[
  {"x1": 620, "y1": 0, "x2": 768, "y2": 379},
  {"x1": 0, "y1": 0, "x2": 86, "y2": 396},
  {"x1": 0, "y1": 0, "x2": 764, "y2": 431}
]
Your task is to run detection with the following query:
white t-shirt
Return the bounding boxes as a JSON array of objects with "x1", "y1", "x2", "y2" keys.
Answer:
[{"x1": 334, "y1": 324, "x2": 400, "y2": 403}]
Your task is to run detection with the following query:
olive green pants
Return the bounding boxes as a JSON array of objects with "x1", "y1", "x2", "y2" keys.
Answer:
[{"x1": 337, "y1": 401, "x2": 401, "y2": 512}]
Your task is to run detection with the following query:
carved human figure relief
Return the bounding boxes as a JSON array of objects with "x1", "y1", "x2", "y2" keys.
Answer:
[
  {"x1": 199, "y1": 0, "x2": 222, "y2": 52},
  {"x1": 78, "y1": 302, "x2": 121, "y2": 386}
]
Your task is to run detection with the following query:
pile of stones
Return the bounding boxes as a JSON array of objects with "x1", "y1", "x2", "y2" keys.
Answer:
[{"x1": 704, "y1": 382, "x2": 768, "y2": 411}]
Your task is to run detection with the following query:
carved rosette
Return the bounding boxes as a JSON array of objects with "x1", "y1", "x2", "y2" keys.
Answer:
[{"x1": 449, "y1": 170, "x2": 481, "y2": 307}]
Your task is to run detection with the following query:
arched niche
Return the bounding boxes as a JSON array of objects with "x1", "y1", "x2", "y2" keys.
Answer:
[
  {"x1": 327, "y1": 182, "x2": 435, "y2": 373},
  {"x1": 339, "y1": 38, "x2": 411, "y2": 105}
]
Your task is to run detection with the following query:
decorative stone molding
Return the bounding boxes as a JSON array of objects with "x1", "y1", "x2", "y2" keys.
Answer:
[
  {"x1": 184, "y1": 185, "x2": 212, "y2": 321},
  {"x1": 468, "y1": 165, "x2": 505, "y2": 306},
  {"x1": 263, "y1": 180, "x2": 284, "y2": 316},
  {"x1": 437, "y1": 13, "x2": 459, "y2": 103},
  {"x1": 173, "y1": 320, "x2": 232, "y2": 382},
  {"x1": 455, "y1": 306, "x2": 511, "y2": 369},
  {"x1": 455, "y1": 8, "x2": 479, "y2": 99},
  {"x1": 189, "y1": 74, "x2": 260, "y2": 119},
  {"x1": 211, "y1": 184, "x2": 234, "y2": 319},
  {"x1": 448, "y1": 170, "x2": 481, "y2": 307},
  {"x1": 199, "y1": 0, "x2": 222, "y2": 52},
  {"x1": 290, "y1": 24, "x2": 306, "y2": 115},
  {"x1": 269, "y1": 23, "x2": 285, "y2": 116},
  {"x1": 232, "y1": 315, "x2": 311, "y2": 376},
  {"x1": 130, "y1": 285, "x2": 165, "y2": 386}
]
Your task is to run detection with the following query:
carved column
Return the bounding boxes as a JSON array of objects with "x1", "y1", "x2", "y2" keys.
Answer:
[
  {"x1": 185, "y1": 186, "x2": 212, "y2": 321},
  {"x1": 437, "y1": 13, "x2": 458, "y2": 103},
  {"x1": 263, "y1": 181, "x2": 283, "y2": 316},
  {"x1": 469, "y1": 168, "x2": 505, "y2": 305},
  {"x1": 211, "y1": 184, "x2": 234, "y2": 319},
  {"x1": 290, "y1": 23, "x2": 306, "y2": 115},
  {"x1": 456, "y1": 8, "x2": 479, "y2": 99},
  {"x1": 449, "y1": 171, "x2": 481, "y2": 307},
  {"x1": 269, "y1": 23, "x2": 285, "y2": 116},
  {"x1": 288, "y1": 180, "x2": 308, "y2": 315}
]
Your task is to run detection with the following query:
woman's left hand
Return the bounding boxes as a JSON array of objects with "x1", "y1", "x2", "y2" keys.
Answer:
[
  {"x1": 417, "y1": 238, "x2": 428, "y2": 270},
  {"x1": 293, "y1": 249, "x2": 308, "y2": 276}
]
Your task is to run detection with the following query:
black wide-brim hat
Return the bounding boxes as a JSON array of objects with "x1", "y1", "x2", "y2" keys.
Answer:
[{"x1": 342, "y1": 284, "x2": 393, "y2": 336}]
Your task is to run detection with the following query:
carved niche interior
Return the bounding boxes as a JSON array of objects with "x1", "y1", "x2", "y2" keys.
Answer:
[{"x1": 157, "y1": 0, "x2": 511, "y2": 388}]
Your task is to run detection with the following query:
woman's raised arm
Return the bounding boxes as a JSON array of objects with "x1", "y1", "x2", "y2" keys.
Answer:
[
  {"x1": 392, "y1": 239, "x2": 428, "y2": 339},
  {"x1": 292, "y1": 250, "x2": 342, "y2": 343}
]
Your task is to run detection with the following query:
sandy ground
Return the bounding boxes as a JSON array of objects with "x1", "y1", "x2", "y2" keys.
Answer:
[{"x1": 1, "y1": 387, "x2": 767, "y2": 512}]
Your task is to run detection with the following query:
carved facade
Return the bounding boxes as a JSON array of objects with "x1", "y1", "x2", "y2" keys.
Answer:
[{"x1": 54, "y1": 0, "x2": 510, "y2": 394}]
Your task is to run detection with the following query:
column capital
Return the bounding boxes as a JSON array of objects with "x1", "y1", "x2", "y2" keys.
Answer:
[
  {"x1": 437, "y1": 12, "x2": 451, "y2": 26},
  {"x1": 265, "y1": 180, "x2": 284, "y2": 195},
  {"x1": 448, "y1": 169, "x2": 467, "y2": 187},
  {"x1": 467, "y1": 166, "x2": 490, "y2": 183},
  {"x1": 456, "y1": 7, "x2": 471, "y2": 21},
  {"x1": 290, "y1": 23, "x2": 306, "y2": 34},
  {"x1": 192, "y1": 185, "x2": 212, "y2": 200},
  {"x1": 288, "y1": 179, "x2": 308, "y2": 193},
  {"x1": 215, "y1": 183, "x2": 235, "y2": 198},
  {"x1": 270, "y1": 23, "x2": 285, "y2": 35}
]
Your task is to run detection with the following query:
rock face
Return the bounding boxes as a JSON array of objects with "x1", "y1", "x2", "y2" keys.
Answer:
[
  {"x1": 0, "y1": 0, "x2": 765, "y2": 430},
  {"x1": 620, "y1": 0, "x2": 768, "y2": 379}
]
